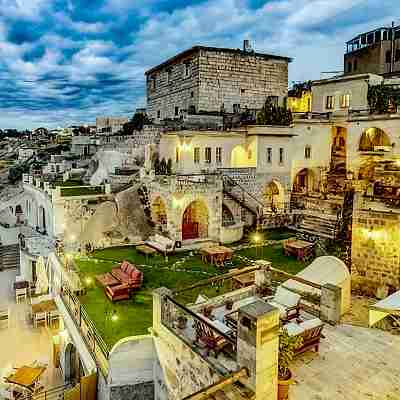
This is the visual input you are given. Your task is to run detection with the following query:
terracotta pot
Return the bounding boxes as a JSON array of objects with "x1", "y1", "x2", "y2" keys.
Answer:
[{"x1": 278, "y1": 371, "x2": 293, "y2": 400}]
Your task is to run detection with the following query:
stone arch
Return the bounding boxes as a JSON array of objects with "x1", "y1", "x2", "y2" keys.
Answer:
[
  {"x1": 151, "y1": 196, "x2": 168, "y2": 229},
  {"x1": 293, "y1": 168, "x2": 316, "y2": 193},
  {"x1": 182, "y1": 200, "x2": 209, "y2": 240},
  {"x1": 331, "y1": 126, "x2": 347, "y2": 170},
  {"x1": 64, "y1": 342, "x2": 78, "y2": 384},
  {"x1": 263, "y1": 180, "x2": 285, "y2": 211},
  {"x1": 222, "y1": 203, "x2": 235, "y2": 226},
  {"x1": 359, "y1": 127, "x2": 391, "y2": 152},
  {"x1": 231, "y1": 145, "x2": 253, "y2": 168}
]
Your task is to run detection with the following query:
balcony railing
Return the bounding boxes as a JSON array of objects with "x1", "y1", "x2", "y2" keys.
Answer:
[{"x1": 60, "y1": 284, "x2": 110, "y2": 376}]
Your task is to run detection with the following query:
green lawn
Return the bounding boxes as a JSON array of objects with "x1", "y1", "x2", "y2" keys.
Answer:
[{"x1": 74, "y1": 235, "x2": 305, "y2": 347}]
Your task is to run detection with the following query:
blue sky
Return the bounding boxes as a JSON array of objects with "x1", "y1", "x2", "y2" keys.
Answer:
[{"x1": 0, "y1": 0, "x2": 399, "y2": 129}]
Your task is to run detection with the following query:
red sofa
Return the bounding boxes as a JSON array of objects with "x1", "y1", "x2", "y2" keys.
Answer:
[
  {"x1": 105, "y1": 284, "x2": 130, "y2": 302},
  {"x1": 111, "y1": 260, "x2": 143, "y2": 289}
]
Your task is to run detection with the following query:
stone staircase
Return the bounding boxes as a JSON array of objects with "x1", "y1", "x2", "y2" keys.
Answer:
[
  {"x1": 0, "y1": 244, "x2": 20, "y2": 270},
  {"x1": 293, "y1": 212, "x2": 339, "y2": 240}
]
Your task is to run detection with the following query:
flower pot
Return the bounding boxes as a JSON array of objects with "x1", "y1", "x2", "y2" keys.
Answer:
[{"x1": 278, "y1": 371, "x2": 293, "y2": 400}]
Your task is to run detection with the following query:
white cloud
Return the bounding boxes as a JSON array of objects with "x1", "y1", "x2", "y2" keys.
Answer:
[
  {"x1": 0, "y1": 0, "x2": 51, "y2": 20},
  {"x1": 54, "y1": 12, "x2": 108, "y2": 34}
]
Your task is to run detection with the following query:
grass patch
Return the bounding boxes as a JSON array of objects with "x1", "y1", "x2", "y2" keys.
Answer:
[{"x1": 74, "y1": 236, "x2": 305, "y2": 347}]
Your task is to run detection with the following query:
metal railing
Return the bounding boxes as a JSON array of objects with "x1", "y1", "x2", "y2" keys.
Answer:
[
  {"x1": 60, "y1": 284, "x2": 110, "y2": 376},
  {"x1": 17, "y1": 384, "x2": 71, "y2": 400},
  {"x1": 162, "y1": 295, "x2": 237, "y2": 355}
]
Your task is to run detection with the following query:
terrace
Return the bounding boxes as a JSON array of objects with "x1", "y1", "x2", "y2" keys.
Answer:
[{"x1": 68, "y1": 230, "x2": 305, "y2": 348}]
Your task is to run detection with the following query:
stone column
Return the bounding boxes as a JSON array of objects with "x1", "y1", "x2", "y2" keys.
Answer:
[
  {"x1": 152, "y1": 287, "x2": 172, "y2": 334},
  {"x1": 320, "y1": 283, "x2": 342, "y2": 325},
  {"x1": 237, "y1": 300, "x2": 279, "y2": 400}
]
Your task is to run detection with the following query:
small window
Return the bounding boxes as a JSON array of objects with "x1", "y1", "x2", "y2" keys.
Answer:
[
  {"x1": 386, "y1": 50, "x2": 391, "y2": 64},
  {"x1": 279, "y1": 148, "x2": 284, "y2": 164},
  {"x1": 375, "y1": 31, "x2": 381, "y2": 42},
  {"x1": 184, "y1": 62, "x2": 191, "y2": 78},
  {"x1": 340, "y1": 94, "x2": 350, "y2": 108},
  {"x1": 395, "y1": 49, "x2": 400, "y2": 62},
  {"x1": 326, "y1": 95, "x2": 335, "y2": 110},
  {"x1": 190, "y1": 91, "x2": 194, "y2": 98},
  {"x1": 367, "y1": 33, "x2": 374, "y2": 44},
  {"x1": 166, "y1": 68, "x2": 172, "y2": 84},
  {"x1": 194, "y1": 147, "x2": 200, "y2": 164},
  {"x1": 266, "y1": 147, "x2": 272, "y2": 164},
  {"x1": 347, "y1": 61, "x2": 352, "y2": 73},
  {"x1": 157, "y1": 110, "x2": 161, "y2": 119},
  {"x1": 150, "y1": 77, "x2": 156, "y2": 90},
  {"x1": 216, "y1": 147, "x2": 222, "y2": 164},
  {"x1": 395, "y1": 30, "x2": 400, "y2": 40},
  {"x1": 248, "y1": 149, "x2": 252, "y2": 160},
  {"x1": 233, "y1": 104, "x2": 241, "y2": 113},
  {"x1": 175, "y1": 147, "x2": 180, "y2": 163},
  {"x1": 354, "y1": 59, "x2": 358, "y2": 71},
  {"x1": 175, "y1": 106, "x2": 179, "y2": 116},
  {"x1": 383, "y1": 31, "x2": 388, "y2": 41},
  {"x1": 205, "y1": 147, "x2": 212, "y2": 164},
  {"x1": 240, "y1": 88, "x2": 245, "y2": 94},
  {"x1": 305, "y1": 146, "x2": 311, "y2": 159},
  {"x1": 361, "y1": 34, "x2": 366, "y2": 45}
]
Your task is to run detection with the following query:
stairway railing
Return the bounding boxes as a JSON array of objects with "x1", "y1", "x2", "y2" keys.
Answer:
[{"x1": 221, "y1": 174, "x2": 264, "y2": 217}]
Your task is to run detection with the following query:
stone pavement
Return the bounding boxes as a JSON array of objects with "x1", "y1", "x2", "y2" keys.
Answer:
[
  {"x1": 291, "y1": 323, "x2": 400, "y2": 400},
  {"x1": 0, "y1": 269, "x2": 63, "y2": 389}
]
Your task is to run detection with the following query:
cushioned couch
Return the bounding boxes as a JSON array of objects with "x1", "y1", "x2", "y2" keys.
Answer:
[
  {"x1": 145, "y1": 234, "x2": 175, "y2": 255},
  {"x1": 284, "y1": 318, "x2": 324, "y2": 355},
  {"x1": 267, "y1": 286, "x2": 301, "y2": 321},
  {"x1": 106, "y1": 284, "x2": 130, "y2": 302},
  {"x1": 111, "y1": 260, "x2": 143, "y2": 289}
]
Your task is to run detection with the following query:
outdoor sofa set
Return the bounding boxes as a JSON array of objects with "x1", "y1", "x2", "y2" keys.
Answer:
[
  {"x1": 194, "y1": 286, "x2": 324, "y2": 358},
  {"x1": 96, "y1": 261, "x2": 143, "y2": 302}
]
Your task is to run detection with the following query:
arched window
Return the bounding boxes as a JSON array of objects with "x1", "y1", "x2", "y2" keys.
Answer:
[
  {"x1": 354, "y1": 59, "x2": 358, "y2": 71},
  {"x1": 385, "y1": 50, "x2": 391, "y2": 64}
]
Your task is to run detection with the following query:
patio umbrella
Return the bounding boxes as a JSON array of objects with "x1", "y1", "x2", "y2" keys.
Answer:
[{"x1": 35, "y1": 256, "x2": 49, "y2": 295}]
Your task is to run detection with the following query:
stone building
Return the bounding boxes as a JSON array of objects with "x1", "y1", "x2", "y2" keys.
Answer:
[
  {"x1": 344, "y1": 24, "x2": 400, "y2": 76},
  {"x1": 96, "y1": 116, "x2": 129, "y2": 135},
  {"x1": 145, "y1": 44, "x2": 291, "y2": 122}
]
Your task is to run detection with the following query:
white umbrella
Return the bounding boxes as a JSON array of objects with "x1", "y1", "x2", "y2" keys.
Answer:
[{"x1": 35, "y1": 256, "x2": 49, "y2": 295}]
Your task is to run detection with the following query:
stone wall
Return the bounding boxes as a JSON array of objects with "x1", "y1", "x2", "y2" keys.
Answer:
[
  {"x1": 351, "y1": 195, "x2": 400, "y2": 295},
  {"x1": 109, "y1": 382, "x2": 154, "y2": 400}
]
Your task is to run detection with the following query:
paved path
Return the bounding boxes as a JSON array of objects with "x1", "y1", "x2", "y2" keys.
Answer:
[
  {"x1": 0, "y1": 270, "x2": 63, "y2": 388},
  {"x1": 291, "y1": 323, "x2": 400, "y2": 400}
]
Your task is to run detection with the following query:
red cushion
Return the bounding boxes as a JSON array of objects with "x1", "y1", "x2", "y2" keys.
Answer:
[{"x1": 120, "y1": 261, "x2": 130, "y2": 273}]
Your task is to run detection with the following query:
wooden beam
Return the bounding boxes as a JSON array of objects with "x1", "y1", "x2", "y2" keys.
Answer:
[{"x1": 181, "y1": 368, "x2": 249, "y2": 400}]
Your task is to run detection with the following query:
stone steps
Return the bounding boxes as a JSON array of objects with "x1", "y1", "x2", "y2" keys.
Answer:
[
  {"x1": 294, "y1": 214, "x2": 338, "y2": 240},
  {"x1": 0, "y1": 244, "x2": 20, "y2": 270}
]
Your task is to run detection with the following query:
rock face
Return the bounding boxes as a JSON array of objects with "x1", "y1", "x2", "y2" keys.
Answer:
[{"x1": 79, "y1": 185, "x2": 152, "y2": 248}]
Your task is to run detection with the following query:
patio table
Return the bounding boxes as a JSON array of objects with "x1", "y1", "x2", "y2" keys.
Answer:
[
  {"x1": 232, "y1": 271, "x2": 255, "y2": 289},
  {"x1": 31, "y1": 299, "x2": 57, "y2": 315},
  {"x1": 201, "y1": 246, "x2": 234, "y2": 266},
  {"x1": 13, "y1": 281, "x2": 29, "y2": 290},
  {"x1": 284, "y1": 239, "x2": 314, "y2": 261},
  {"x1": 5, "y1": 366, "x2": 46, "y2": 392}
]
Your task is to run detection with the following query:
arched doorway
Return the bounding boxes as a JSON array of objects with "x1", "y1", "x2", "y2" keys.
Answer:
[
  {"x1": 359, "y1": 127, "x2": 391, "y2": 152},
  {"x1": 222, "y1": 204, "x2": 235, "y2": 226},
  {"x1": 293, "y1": 169, "x2": 315, "y2": 193},
  {"x1": 263, "y1": 181, "x2": 284, "y2": 211},
  {"x1": 65, "y1": 343, "x2": 77, "y2": 384},
  {"x1": 331, "y1": 126, "x2": 347, "y2": 170},
  {"x1": 182, "y1": 200, "x2": 209, "y2": 240},
  {"x1": 151, "y1": 197, "x2": 167, "y2": 229}
]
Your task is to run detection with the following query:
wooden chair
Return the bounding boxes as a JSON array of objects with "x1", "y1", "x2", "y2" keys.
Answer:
[
  {"x1": 34, "y1": 312, "x2": 47, "y2": 328},
  {"x1": 193, "y1": 319, "x2": 227, "y2": 357},
  {"x1": 47, "y1": 309, "x2": 60, "y2": 327},
  {"x1": 15, "y1": 288, "x2": 27, "y2": 303},
  {"x1": 0, "y1": 306, "x2": 9, "y2": 329}
]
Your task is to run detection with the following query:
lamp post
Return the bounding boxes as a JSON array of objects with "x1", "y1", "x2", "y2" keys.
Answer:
[{"x1": 253, "y1": 233, "x2": 261, "y2": 258}]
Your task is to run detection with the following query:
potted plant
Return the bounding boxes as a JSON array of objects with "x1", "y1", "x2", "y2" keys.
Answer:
[
  {"x1": 225, "y1": 299, "x2": 234, "y2": 310},
  {"x1": 278, "y1": 329, "x2": 302, "y2": 400},
  {"x1": 201, "y1": 305, "x2": 214, "y2": 319}
]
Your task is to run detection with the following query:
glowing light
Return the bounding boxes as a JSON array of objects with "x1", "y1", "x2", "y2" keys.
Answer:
[
  {"x1": 70, "y1": 234, "x2": 76, "y2": 242},
  {"x1": 253, "y1": 234, "x2": 261, "y2": 243},
  {"x1": 85, "y1": 277, "x2": 93, "y2": 285},
  {"x1": 111, "y1": 311, "x2": 118, "y2": 322}
]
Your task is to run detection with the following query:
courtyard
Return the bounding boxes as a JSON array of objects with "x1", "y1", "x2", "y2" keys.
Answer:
[{"x1": 73, "y1": 229, "x2": 306, "y2": 347}]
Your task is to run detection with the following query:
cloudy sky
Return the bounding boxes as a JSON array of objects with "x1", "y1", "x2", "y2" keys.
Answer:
[{"x1": 0, "y1": 0, "x2": 399, "y2": 129}]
